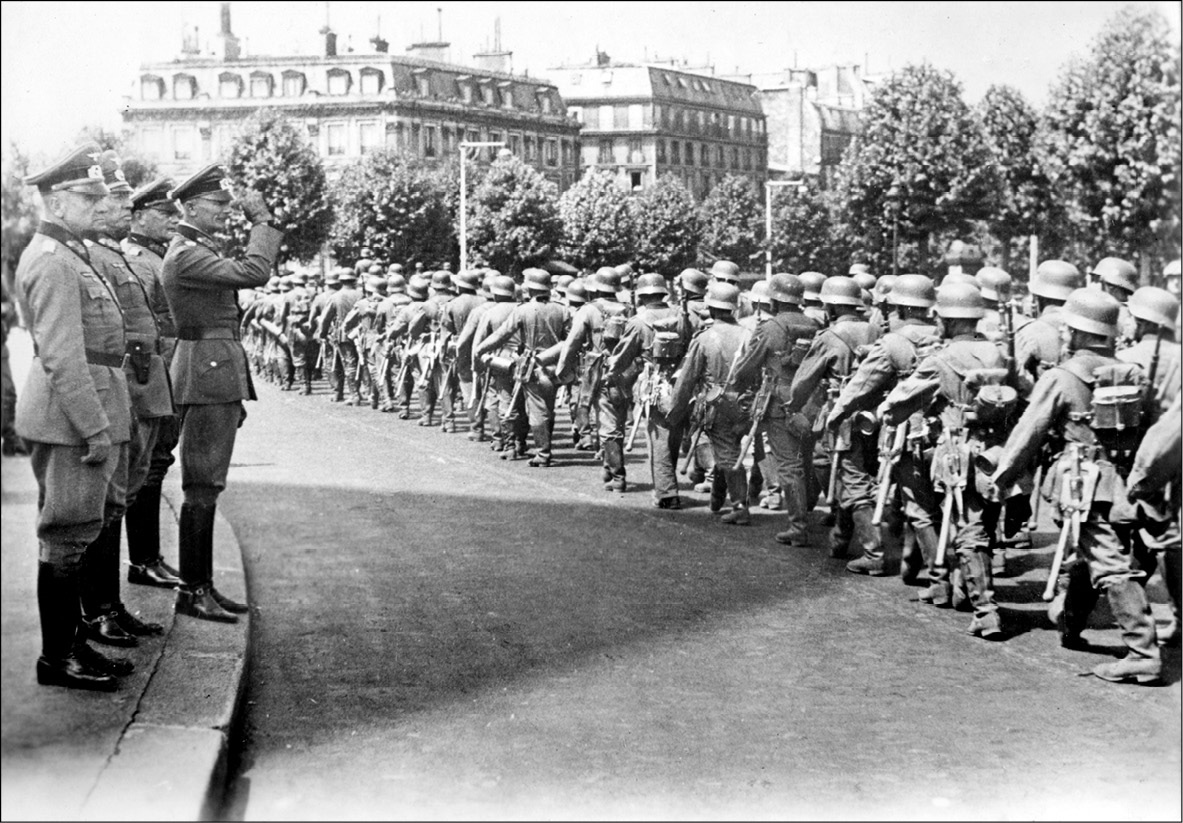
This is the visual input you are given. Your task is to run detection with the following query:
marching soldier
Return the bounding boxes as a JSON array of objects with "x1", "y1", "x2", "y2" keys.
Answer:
[
  {"x1": 708, "y1": 259, "x2": 753, "y2": 318},
  {"x1": 283, "y1": 286, "x2": 318, "y2": 396},
  {"x1": 161, "y1": 163, "x2": 282, "y2": 623},
  {"x1": 385, "y1": 274, "x2": 430, "y2": 419},
  {"x1": 318, "y1": 268, "x2": 363, "y2": 405},
  {"x1": 78, "y1": 152, "x2": 174, "y2": 647},
  {"x1": 403, "y1": 271, "x2": 453, "y2": 426},
  {"x1": 867, "y1": 274, "x2": 896, "y2": 336},
  {"x1": 607, "y1": 273, "x2": 688, "y2": 508},
  {"x1": 799, "y1": 272, "x2": 828, "y2": 326},
  {"x1": 731, "y1": 274, "x2": 823, "y2": 544},
  {"x1": 674, "y1": 268, "x2": 712, "y2": 486},
  {"x1": 122, "y1": 177, "x2": 185, "y2": 590},
  {"x1": 17, "y1": 143, "x2": 133, "y2": 690},
  {"x1": 558, "y1": 268, "x2": 631, "y2": 489},
  {"x1": 785, "y1": 277, "x2": 881, "y2": 558},
  {"x1": 735, "y1": 279, "x2": 777, "y2": 509},
  {"x1": 439, "y1": 270, "x2": 486, "y2": 433},
  {"x1": 470, "y1": 275, "x2": 526, "y2": 455},
  {"x1": 991, "y1": 289, "x2": 1162, "y2": 683},
  {"x1": 1091, "y1": 257, "x2": 1139, "y2": 347},
  {"x1": 476, "y1": 268, "x2": 570, "y2": 467},
  {"x1": 341, "y1": 271, "x2": 386, "y2": 408},
  {"x1": 308, "y1": 267, "x2": 340, "y2": 386},
  {"x1": 882, "y1": 282, "x2": 1011, "y2": 639},
  {"x1": 668, "y1": 282, "x2": 753, "y2": 523},
  {"x1": 1014, "y1": 260, "x2": 1083, "y2": 394},
  {"x1": 826, "y1": 274, "x2": 940, "y2": 580},
  {"x1": 559, "y1": 277, "x2": 591, "y2": 450}
]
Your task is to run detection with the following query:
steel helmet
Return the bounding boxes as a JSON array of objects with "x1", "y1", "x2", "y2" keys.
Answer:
[
  {"x1": 799, "y1": 272, "x2": 826, "y2": 301},
  {"x1": 974, "y1": 267, "x2": 1012, "y2": 302},
  {"x1": 1164, "y1": 259, "x2": 1181, "y2": 279},
  {"x1": 849, "y1": 263, "x2": 872, "y2": 277},
  {"x1": 523, "y1": 267, "x2": 552, "y2": 292},
  {"x1": 1031, "y1": 260, "x2": 1083, "y2": 301},
  {"x1": 337, "y1": 267, "x2": 358, "y2": 284},
  {"x1": 635, "y1": 272, "x2": 669, "y2": 296},
  {"x1": 429, "y1": 270, "x2": 453, "y2": 292},
  {"x1": 935, "y1": 281, "x2": 985, "y2": 319},
  {"x1": 1061, "y1": 288, "x2": 1120, "y2": 338},
  {"x1": 852, "y1": 271, "x2": 877, "y2": 292},
  {"x1": 555, "y1": 274, "x2": 575, "y2": 293},
  {"x1": 614, "y1": 263, "x2": 635, "y2": 284},
  {"x1": 490, "y1": 275, "x2": 516, "y2": 298},
  {"x1": 387, "y1": 262, "x2": 404, "y2": 274},
  {"x1": 873, "y1": 274, "x2": 897, "y2": 304},
  {"x1": 678, "y1": 268, "x2": 709, "y2": 296},
  {"x1": 705, "y1": 282, "x2": 740, "y2": 311},
  {"x1": 367, "y1": 263, "x2": 384, "y2": 276},
  {"x1": 323, "y1": 269, "x2": 340, "y2": 286},
  {"x1": 942, "y1": 272, "x2": 979, "y2": 289},
  {"x1": 406, "y1": 274, "x2": 429, "y2": 300},
  {"x1": 453, "y1": 269, "x2": 481, "y2": 292},
  {"x1": 566, "y1": 278, "x2": 590, "y2": 305},
  {"x1": 709, "y1": 260, "x2": 741, "y2": 283},
  {"x1": 769, "y1": 273, "x2": 804, "y2": 305},
  {"x1": 1127, "y1": 286, "x2": 1179, "y2": 331},
  {"x1": 386, "y1": 273, "x2": 407, "y2": 293},
  {"x1": 1091, "y1": 257, "x2": 1138, "y2": 294},
  {"x1": 592, "y1": 267, "x2": 621, "y2": 294},
  {"x1": 889, "y1": 274, "x2": 937, "y2": 308},
  {"x1": 819, "y1": 275, "x2": 862, "y2": 307},
  {"x1": 749, "y1": 280, "x2": 772, "y2": 307},
  {"x1": 367, "y1": 273, "x2": 387, "y2": 292}
]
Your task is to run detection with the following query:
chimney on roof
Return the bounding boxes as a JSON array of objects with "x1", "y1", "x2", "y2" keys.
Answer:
[
  {"x1": 407, "y1": 41, "x2": 450, "y2": 63},
  {"x1": 371, "y1": 14, "x2": 388, "y2": 53},
  {"x1": 216, "y1": 2, "x2": 241, "y2": 60},
  {"x1": 596, "y1": 49, "x2": 610, "y2": 67},
  {"x1": 321, "y1": 26, "x2": 337, "y2": 57},
  {"x1": 473, "y1": 16, "x2": 512, "y2": 73}
]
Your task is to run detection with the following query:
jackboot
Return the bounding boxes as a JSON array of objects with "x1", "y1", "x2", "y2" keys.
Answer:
[
  {"x1": 602, "y1": 440, "x2": 626, "y2": 489},
  {"x1": 528, "y1": 424, "x2": 553, "y2": 468},
  {"x1": 845, "y1": 506, "x2": 888, "y2": 576},
  {"x1": 175, "y1": 503, "x2": 237, "y2": 624},
  {"x1": 1050, "y1": 562, "x2": 1097, "y2": 649},
  {"x1": 81, "y1": 517, "x2": 137, "y2": 647},
  {"x1": 725, "y1": 466, "x2": 748, "y2": 511},
  {"x1": 914, "y1": 525, "x2": 951, "y2": 606},
  {"x1": 1160, "y1": 547, "x2": 1181, "y2": 647},
  {"x1": 1093, "y1": 578, "x2": 1162, "y2": 684},
  {"x1": 708, "y1": 469, "x2": 727, "y2": 513},
  {"x1": 720, "y1": 505, "x2": 751, "y2": 526},
  {"x1": 899, "y1": 526, "x2": 924, "y2": 585},
  {"x1": 36, "y1": 562, "x2": 117, "y2": 691},
  {"x1": 828, "y1": 507, "x2": 854, "y2": 558},
  {"x1": 126, "y1": 484, "x2": 183, "y2": 589}
]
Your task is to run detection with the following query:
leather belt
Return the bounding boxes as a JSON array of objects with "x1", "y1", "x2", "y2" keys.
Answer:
[
  {"x1": 176, "y1": 327, "x2": 240, "y2": 341},
  {"x1": 32, "y1": 345, "x2": 123, "y2": 368}
]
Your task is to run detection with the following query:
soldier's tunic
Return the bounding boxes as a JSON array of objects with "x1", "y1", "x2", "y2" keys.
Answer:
[
  {"x1": 472, "y1": 300, "x2": 525, "y2": 451},
  {"x1": 607, "y1": 300, "x2": 688, "y2": 503},
  {"x1": 318, "y1": 283, "x2": 363, "y2": 403},
  {"x1": 1014, "y1": 305, "x2": 1065, "y2": 396},
  {"x1": 124, "y1": 232, "x2": 180, "y2": 488},
  {"x1": 342, "y1": 291, "x2": 382, "y2": 406},
  {"x1": 668, "y1": 315, "x2": 753, "y2": 509},
  {"x1": 385, "y1": 298, "x2": 427, "y2": 415},
  {"x1": 440, "y1": 291, "x2": 486, "y2": 425},
  {"x1": 15, "y1": 223, "x2": 131, "y2": 565},
  {"x1": 406, "y1": 294, "x2": 448, "y2": 419},
  {"x1": 161, "y1": 221, "x2": 282, "y2": 507}
]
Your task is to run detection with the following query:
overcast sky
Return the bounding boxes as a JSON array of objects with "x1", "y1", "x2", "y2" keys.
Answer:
[{"x1": 1, "y1": 0, "x2": 1178, "y2": 158}]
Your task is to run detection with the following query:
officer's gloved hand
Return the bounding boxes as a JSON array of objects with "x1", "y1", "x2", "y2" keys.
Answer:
[
  {"x1": 241, "y1": 190, "x2": 274, "y2": 225},
  {"x1": 81, "y1": 431, "x2": 112, "y2": 466}
]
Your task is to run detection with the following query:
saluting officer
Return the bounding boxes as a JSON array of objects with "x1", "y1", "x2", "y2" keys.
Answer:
[
  {"x1": 17, "y1": 143, "x2": 133, "y2": 690},
  {"x1": 161, "y1": 164, "x2": 282, "y2": 623},
  {"x1": 992, "y1": 290, "x2": 1161, "y2": 684},
  {"x1": 122, "y1": 177, "x2": 185, "y2": 590}
]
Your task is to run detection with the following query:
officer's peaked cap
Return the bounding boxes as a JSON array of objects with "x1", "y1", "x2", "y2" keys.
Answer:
[
  {"x1": 169, "y1": 163, "x2": 234, "y2": 203},
  {"x1": 25, "y1": 142, "x2": 109, "y2": 196}
]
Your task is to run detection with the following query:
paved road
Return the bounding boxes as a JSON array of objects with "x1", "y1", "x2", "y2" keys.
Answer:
[{"x1": 218, "y1": 380, "x2": 1180, "y2": 820}]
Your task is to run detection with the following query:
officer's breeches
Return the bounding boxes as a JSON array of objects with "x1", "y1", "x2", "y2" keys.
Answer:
[
  {"x1": 29, "y1": 440, "x2": 128, "y2": 567},
  {"x1": 144, "y1": 413, "x2": 179, "y2": 488},
  {"x1": 178, "y1": 402, "x2": 242, "y2": 507},
  {"x1": 125, "y1": 413, "x2": 163, "y2": 509}
]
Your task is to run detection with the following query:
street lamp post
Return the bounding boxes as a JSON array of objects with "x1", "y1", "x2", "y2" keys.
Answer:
[
  {"x1": 459, "y1": 140, "x2": 506, "y2": 274},
  {"x1": 886, "y1": 184, "x2": 901, "y2": 278},
  {"x1": 765, "y1": 179, "x2": 805, "y2": 280}
]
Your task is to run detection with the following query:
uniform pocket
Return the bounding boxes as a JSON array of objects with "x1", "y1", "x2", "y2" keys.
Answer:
[{"x1": 196, "y1": 356, "x2": 238, "y2": 397}]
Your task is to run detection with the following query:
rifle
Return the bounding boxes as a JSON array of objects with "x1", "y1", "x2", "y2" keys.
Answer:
[
  {"x1": 473, "y1": 366, "x2": 494, "y2": 428},
  {"x1": 733, "y1": 371, "x2": 775, "y2": 472},
  {"x1": 678, "y1": 386, "x2": 708, "y2": 476},
  {"x1": 1144, "y1": 333, "x2": 1163, "y2": 422},
  {"x1": 392, "y1": 336, "x2": 414, "y2": 393},
  {"x1": 625, "y1": 362, "x2": 655, "y2": 453},
  {"x1": 824, "y1": 380, "x2": 843, "y2": 507},
  {"x1": 506, "y1": 348, "x2": 537, "y2": 416},
  {"x1": 416, "y1": 329, "x2": 440, "y2": 389},
  {"x1": 1043, "y1": 443, "x2": 1098, "y2": 600},
  {"x1": 871, "y1": 422, "x2": 908, "y2": 527},
  {"x1": 934, "y1": 428, "x2": 967, "y2": 567}
]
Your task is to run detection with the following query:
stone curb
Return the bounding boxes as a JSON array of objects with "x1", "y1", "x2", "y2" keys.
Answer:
[{"x1": 81, "y1": 481, "x2": 251, "y2": 821}]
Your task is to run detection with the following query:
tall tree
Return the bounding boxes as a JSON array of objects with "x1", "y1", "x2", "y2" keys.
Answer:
[
  {"x1": 767, "y1": 182, "x2": 846, "y2": 275},
  {"x1": 329, "y1": 148, "x2": 453, "y2": 269},
  {"x1": 221, "y1": 109, "x2": 333, "y2": 265},
  {"x1": 74, "y1": 125, "x2": 158, "y2": 189},
  {"x1": 558, "y1": 168, "x2": 637, "y2": 269},
  {"x1": 466, "y1": 153, "x2": 561, "y2": 277},
  {"x1": 631, "y1": 174, "x2": 700, "y2": 275},
  {"x1": 1, "y1": 142, "x2": 40, "y2": 283},
  {"x1": 1039, "y1": 5, "x2": 1181, "y2": 265},
  {"x1": 977, "y1": 85, "x2": 1062, "y2": 272},
  {"x1": 698, "y1": 174, "x2": 763, "y2": 268},
  {"x1": 830, "y1": 63, "x2": 1000, "y2": 275}
]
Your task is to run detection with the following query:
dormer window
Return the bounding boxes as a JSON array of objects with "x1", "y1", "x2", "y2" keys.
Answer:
[
  {"x1": 413, "y1": 68, "x2": 431, "y2": 98},
  {"x1": 478, "y1": 79, "x2": 495, "y2": 106},
  {"x1": 537, "y1": 90, "x2": 552, "y2": 115},
  {"x1": 250, "y1": 72, "x2": 273, "y2": 98},
  {"x1": 173, "y1": 74, "x2": 197, "y2": 101},
  {"x1": 219, "y1": 72, "x2": 243, "y2": 99},
  {"x1": 359, "y1": 68, "x2": 384, "y2": 95},
  {"x1": 499, "y1": 81, "x2": 514, "y2": 109},
  {"x1": 327, "y1": 69, "x2": 351, "y2": 96},
  {"x1": 281, "y1": 70, "x2": 305, "y2": 97},
  {"x1": 140, "y1": 75, "x2": 164, "y2": 101}
]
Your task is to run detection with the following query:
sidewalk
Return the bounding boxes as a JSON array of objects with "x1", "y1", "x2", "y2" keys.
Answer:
[{"x1": 1, "y1": 329, "x2": 252, "y2": 821}]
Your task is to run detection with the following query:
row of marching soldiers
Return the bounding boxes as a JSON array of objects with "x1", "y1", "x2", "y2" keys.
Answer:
[{"x1": 241, "y1": 253, "x2": 1181, "y2": 685}]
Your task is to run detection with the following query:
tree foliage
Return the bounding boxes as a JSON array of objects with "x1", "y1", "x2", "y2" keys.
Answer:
[
  {"x1": 1038, "y1": 5, "x2": 1181, "y2": 263},
  {"x1": 977, "y1": 85, "x2": 1062, "y2": 270},
  {"x1": 221, "y1": 109, "x2": 333, "y2": 265},
  {"x1": 74, "y1": 125, "x2": 158, "y2": 189},
  {"x1": 631, "y1": 174, "x2": 700, "y2": 275},
  {"x1": 698, "y1": 174, "x2": 763, "y2": 268},
  {"x1": 329, "y1": 148, "x2": 454, "y2": 269},
  {"x1": 2, "y1": 143, "x2": 40, "y2": 279},
  {"x1": 767, "y1": 183, "x2": 846, "y2": 275},
  {"x1": 466, "y1": 153, "x2": 561, "y2": 276},
  {"x1": 830, "y1": 63, "x2": 1000, "y2": 274},
  {"x1": 558, "y1": 168, "x2": 637, "y2": 269}
]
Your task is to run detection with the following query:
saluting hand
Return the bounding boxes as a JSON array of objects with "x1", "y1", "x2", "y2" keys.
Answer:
[{"x1": 240, "y1": 190, "x2": 274, "y2": 225}]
